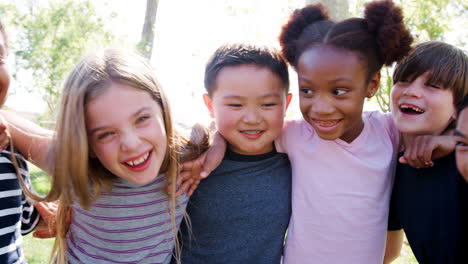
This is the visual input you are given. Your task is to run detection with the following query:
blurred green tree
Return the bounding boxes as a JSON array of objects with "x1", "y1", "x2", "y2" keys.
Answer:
[{"x1": 0, "y1": 0, "x2": 115, "y2": 119}]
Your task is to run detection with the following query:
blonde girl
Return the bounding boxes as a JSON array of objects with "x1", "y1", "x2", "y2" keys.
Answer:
[{"x1": 4, "y1": 48, "x2": 203, "y2": 263}]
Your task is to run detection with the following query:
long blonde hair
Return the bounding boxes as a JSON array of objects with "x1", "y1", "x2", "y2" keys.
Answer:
[{"x1": 44, "y1": 49, "x2": 181, "y2": 263}]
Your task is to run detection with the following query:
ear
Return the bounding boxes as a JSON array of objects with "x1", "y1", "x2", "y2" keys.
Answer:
[
  {"x1": 366, "y1": 72, "x2": 380, "y2": 98},
  {"x1": 285, "y1": 93, "x2": 293, "y2": 111},
  {"x1": 203, "y1": 94, "x2": 215, "y2": 118},
  {"x1": 451, "y1": 104, "x2": 457, "y2": 121}
]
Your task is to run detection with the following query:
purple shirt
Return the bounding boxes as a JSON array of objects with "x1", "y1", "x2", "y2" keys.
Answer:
[{"x1": 67, "y1": 175, "x2": 188, "y2": 264}]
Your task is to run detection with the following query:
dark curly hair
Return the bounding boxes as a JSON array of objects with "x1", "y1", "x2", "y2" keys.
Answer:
[
  {"x1": 279, "y1": 0, "x2": 413, "y2": 82},
  {"x1": 393, "y1": 41, "x2": 468, "y2": 112}
]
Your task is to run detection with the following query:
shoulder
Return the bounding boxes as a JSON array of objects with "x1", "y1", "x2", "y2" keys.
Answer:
[
  {"x1": 364, "y1": 111, "x2": 400, "y2": 146},
  {"x1": 282, "y1": 118, "x2": 315, "y2": 139}
]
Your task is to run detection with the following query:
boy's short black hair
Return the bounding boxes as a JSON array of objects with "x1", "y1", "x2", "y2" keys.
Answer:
[
  {"x1": 393, "y1": 41, "x2": 468, "y2": 111},
  {"x1": 204, "y1": 43, "x2": 289, "y2": 96}
]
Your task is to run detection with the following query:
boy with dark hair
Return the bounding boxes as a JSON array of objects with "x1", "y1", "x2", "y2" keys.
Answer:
[
  {"x1": 176, "y1": 43, "x2": 292, "y2": 264},
  {"x1": 385, "y1": 41, "x2": 468, "y2": 264}
]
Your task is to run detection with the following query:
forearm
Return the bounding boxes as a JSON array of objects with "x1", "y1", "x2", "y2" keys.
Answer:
[
  {"x1": 383, "y1": 230, "x2": 404, "y2": 264},
  {"x1": 1, "y1": 110, "x2": 54, "y2": 173}
]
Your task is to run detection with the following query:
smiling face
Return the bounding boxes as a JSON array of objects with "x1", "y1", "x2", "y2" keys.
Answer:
[
  {"x1": 391, "y1": 72, "x2": 456, "y2": 136},
  {"x1": 297, "y1": 46, "x2": 379, "y2": 143},
  {"x1": 456, "y1": 107, "x2": 468, "y2": 178},
  {"x1": 204, "y1": 64, "x2": 291, "y2": 155},
  {"x1": 86, "y1": 82, "x2": 167, "y2": 185}
]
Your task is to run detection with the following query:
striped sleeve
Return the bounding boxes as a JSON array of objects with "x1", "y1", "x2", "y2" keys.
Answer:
[{"x1": 18, "y1": 159, "x2": 40, "y2": 235}]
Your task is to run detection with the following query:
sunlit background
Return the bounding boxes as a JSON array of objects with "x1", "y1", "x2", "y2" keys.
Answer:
[{"x1": 4, "y1": 0, "x2": 466, "y2": 126}]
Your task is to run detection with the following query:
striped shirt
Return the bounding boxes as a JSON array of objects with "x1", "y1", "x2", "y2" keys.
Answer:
[
  {"x1": 0, "y1": 150, "x2": 40, "y2": 264},
  {"x1": 67, "y1": 174, "x2": 188, "y2": 264}
]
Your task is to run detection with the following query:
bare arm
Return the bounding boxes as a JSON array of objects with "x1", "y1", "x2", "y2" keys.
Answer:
[
  {"x1": 0, "y1": 110, "x2": 54, "y2": 173},
  {"x1": 383, "y1": 230, "x2": 404, "y2": 264}
]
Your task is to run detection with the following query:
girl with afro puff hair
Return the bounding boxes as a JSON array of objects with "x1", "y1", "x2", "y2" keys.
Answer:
[{"x1": 276, "y1": 0, "x2": 413, "y2": 263}]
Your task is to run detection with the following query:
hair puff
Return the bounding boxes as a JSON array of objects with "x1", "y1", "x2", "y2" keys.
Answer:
[
  {"x1": 364, "y1": 0, "x2": 413, "y2": 65},
  {"x1": 279, "y1": 3, "x2": 330, "y2": 66}
]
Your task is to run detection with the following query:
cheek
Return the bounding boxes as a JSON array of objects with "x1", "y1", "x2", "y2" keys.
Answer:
[
  {"x1": 266, "y1": 110, "x2": 285, "y2": 132},
  {"x1": 299, "y1": 96, "x2": 311, "y2": 116},
  {"x1": 390, "y1": 87, "x2": 399, "y2": 108}
]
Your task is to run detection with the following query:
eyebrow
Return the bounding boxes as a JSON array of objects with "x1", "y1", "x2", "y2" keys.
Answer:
[
  {"x1": 88, "y1": 107, "x2": 150, "y2": 135},
  {"x1": 299, "y1": 76, "x2": 353, "y2": 83},
  {"x1": 454, "y1": 129, "x2": 467, "y2": 139},
  {"x1": 222, "y1": 93, "x2": 281, "y2": 100}
]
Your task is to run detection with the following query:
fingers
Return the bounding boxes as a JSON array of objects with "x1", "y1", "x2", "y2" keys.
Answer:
[
  {"x1": 201, "y1": 148, "x2": 222, "y2": 178},
  {"x1": 35, "y1": 202, "x2": 58, "y2": 219},
  {"x1": 33, "y1": 229, "x2": 56, "y2": 238},
  {"x1": 33, "y1": 202, "x2": 59, "y2": 238},
  {"x1": 174, "y1": 178, "x2": 193, "y2": 198},
  {"x1": 180, "y1": 159, "x2": 193, "y2": 171},
  {"x1": 402, "y1": 135, "x2": 435, "y2": 168},
  {"x1": 187, "y1": 180, "x2": 201, "y2": 197}
]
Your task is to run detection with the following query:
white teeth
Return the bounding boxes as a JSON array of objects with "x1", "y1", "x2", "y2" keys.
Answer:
[
  {"x1": 400, "y1": 105, "x2": 424, "y2": 113},
  {"x1": 316, "y1": 120, "x2": 338, "y2": 126},
  {"x1": 243, "y1": 130, "x2": 261, "y2": 134},
  {"x1": 125, "y1": 152, "x2": 150, "y2": 166}
]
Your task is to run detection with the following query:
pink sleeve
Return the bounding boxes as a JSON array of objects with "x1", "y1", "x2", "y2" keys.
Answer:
[{"x1": 382, "y1": 112, "x2": 401, "y2": 152}]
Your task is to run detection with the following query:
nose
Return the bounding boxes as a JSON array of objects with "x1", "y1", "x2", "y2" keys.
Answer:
[
  {"x1": 242, "y1": 108, "x2": 261, "y2": 124},
  {"x1": 120, "y1": 131, "x2": 141, "y2": 152},
  {"x1": 309, "y1": 95, "x2": 334, "y2": 116}
]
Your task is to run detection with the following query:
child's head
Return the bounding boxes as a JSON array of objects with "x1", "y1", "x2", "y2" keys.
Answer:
[
  {"x1": 203, "y1": 43, "x2": 292, "y2": 155},
  {"x1": 50, "y1": 48, "x2": 177, "y2": 207},
  {"x1": 0, "y1": 19, "x2": 10, "y2": 108},
  {"x1": 456, "y1": 96, "x2": 468, "y2": 178},
  {"x1": 391, "y1": 41, "x2": 468, "y2": 136},
  {"x1": 279, "y1": 0, "x2": 412, "y2": 142}
]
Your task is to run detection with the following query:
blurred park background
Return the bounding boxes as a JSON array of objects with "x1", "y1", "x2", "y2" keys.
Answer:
[{"x1": 0, "y1": 0, "x2": 466, "y2": 262}]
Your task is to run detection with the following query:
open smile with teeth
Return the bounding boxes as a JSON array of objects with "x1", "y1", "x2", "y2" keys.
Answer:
[
  {"x1": 400, "y1": 104, "x2": 425, "y2": 114},
  {"x1": 313, "y1": 119, "x2": 341, "y2": 127},
  {"x1": 125, "y1": 152, "x2": 150, "y2": 166},
  {"x1": 242, "y1": 130, "x2": 262, "y2": 134}
]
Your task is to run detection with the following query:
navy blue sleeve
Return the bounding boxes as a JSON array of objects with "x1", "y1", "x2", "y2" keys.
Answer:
[{"x1": 388, "y1": 190, "x2": 402, "y2": 231}]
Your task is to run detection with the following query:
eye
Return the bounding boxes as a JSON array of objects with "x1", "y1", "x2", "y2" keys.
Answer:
[
  {"x1": 227, "y1": 104, "x2": 242, "y2": 107},
  {"x1": 300, "y1": 88, "x2": 313, "y2": 95},
  {"x1": 136, "y1": 115, "x2": 150, "y2": 124},
  {"x1": 426, "y1": 83, "x2": 442, "y2": 89},
  {"x1": 456, "y1": 141, "x2": 468, "y2": 147},
  {"x1": 333, "y1": 88, "x2": 347, "y2": 96},
  {"x1": 97, "y1": 131, "x2": 115, "y2": 140},
  {"x1": 262, "y1": 103, "x2": 277, "y2": 107}
]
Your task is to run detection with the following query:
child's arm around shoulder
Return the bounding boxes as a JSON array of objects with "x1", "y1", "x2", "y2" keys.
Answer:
[
  {"x1": 0, "y1": 110, "x2": 54, "y2": 173},
  {"x1": 170, "y1": 123, "x2": 222, "y2": 196},
  {"x1": 400, "y1": 133, "x2": 457, "y2": 168}
]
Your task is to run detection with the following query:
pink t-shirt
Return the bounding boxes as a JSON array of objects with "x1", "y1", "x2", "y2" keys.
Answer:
[{"x1": 277, "y1": 111, "x2": 399, "y2": 264}]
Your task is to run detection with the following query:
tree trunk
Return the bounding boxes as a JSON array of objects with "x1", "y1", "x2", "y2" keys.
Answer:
[
  {"x1": 305, "y1": 0, "x2": 349, "y2": 20},
  {"x1": 138, "y1": 0, "x2": 159, "y2": 59}
]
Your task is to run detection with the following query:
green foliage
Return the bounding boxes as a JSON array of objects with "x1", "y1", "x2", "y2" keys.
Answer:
[
  {"x1": 23, "y1": 234, "x2": 55, "y2": 264},
  {"x1": 0, "y1": 0, "x2": 115, "y2": 118},
  {"x1": 367, "y1": 0, "x2": 467, "y2": 112},
  {"x1": 29, "y1": 163, "x2": 51, "y2": 195}
]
